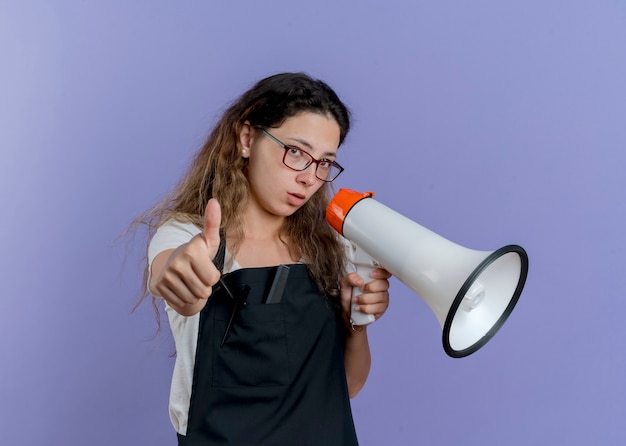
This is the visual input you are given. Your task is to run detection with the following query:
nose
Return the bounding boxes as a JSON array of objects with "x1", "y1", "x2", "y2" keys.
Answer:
[{"x1": 296, "y1": 163, "x2": 319, "y2": 186}]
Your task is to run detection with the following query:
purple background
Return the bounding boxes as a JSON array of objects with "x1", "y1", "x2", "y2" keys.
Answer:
[{"x1": 2, "y1": 1, "x2": 625, "y2": 445}]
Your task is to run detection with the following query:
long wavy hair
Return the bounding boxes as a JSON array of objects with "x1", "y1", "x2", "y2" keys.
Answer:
[{"x1": 133, "y1": 72, "x2": 352, "y2": 317}]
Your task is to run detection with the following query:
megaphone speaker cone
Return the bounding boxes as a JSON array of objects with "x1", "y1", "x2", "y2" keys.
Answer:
[{"x1": 444, "y1": 245, "x2": 528, "y2": 358}]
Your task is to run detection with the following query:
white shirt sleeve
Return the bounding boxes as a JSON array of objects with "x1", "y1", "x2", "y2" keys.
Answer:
[
  {"x1": 147, "y1": 220, "x2": 202, "y2": 266},
  {"x1": 147, "y1": 220, "x2": 202, "y2": 293}
]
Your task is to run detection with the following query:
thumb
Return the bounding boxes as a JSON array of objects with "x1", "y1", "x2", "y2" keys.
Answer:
[
  {"x1": 202, "y1": 198, "x2": 222, "y2": 256},
  {"x1": 340, "y1": 272, "x2": 364, "y2": 291}
]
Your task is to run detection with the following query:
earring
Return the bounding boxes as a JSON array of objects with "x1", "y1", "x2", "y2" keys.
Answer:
[{"x1": 242, "y1": 149, "x2": 248, "y2": 156}]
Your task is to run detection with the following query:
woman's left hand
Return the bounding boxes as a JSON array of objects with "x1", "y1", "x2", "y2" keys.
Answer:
[{"x1": 340, "y1": 268, "x2": 391, "y2": 327}]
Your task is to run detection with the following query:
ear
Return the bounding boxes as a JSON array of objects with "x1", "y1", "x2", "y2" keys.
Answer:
[{"x1": 239, "y1": 121, "x2": 253, "y2": 158}]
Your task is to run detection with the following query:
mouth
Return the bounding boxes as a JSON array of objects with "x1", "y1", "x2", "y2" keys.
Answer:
[{"x1": 287, "y1": 192, "x2": 306, "y2": 206}]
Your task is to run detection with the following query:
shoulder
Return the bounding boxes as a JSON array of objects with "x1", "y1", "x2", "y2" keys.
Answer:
[{"x1": 148, "y1": 219, "x2": 202, "y2": 264}]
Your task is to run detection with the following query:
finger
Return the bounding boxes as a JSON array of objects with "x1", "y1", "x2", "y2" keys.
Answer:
[
  {"x1": 167, "y1": 245, "x2": 219, "y2": 289},
  {"x1": 157, "y1": 279, "x2": 200, "y2": 307},
  {"x1": 361, "y1": 279, "x2": 390, "y2": 294},
  {"x1": 354, "y1": 288, "x2": 390, "y2": 307},
  {"x1": 178, "y1": 268, "x2": 215, "y2": 300},
  {"x1": 355, "y1": 300, "x2": 389, "y2": 317},
  {"x1": 202, "y1": 198, "x2": 222, "y2": 257},
  {"x1": 157, "y1": 266, "x2": 207, "y2": 302},
  {"x1": 159, "y1": 288, "x2": 187, "y2": 309},
  {"x1": 340, "y1": 272, "x2": 365, "y2": 290},
  {"x1": 355, "y1": 294, "x2": 389, "y2": 308},
  {"x1": 371, "y1": 268, "x2": 392, "y2": 279},
  {"x1": 189, "y1": 258, "x2": 221, "y2": 290}
]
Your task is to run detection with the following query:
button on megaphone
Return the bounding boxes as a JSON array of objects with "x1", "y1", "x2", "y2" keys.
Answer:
[{"x1": 326, "y1": 188, "x2": 529, "y2": 358}]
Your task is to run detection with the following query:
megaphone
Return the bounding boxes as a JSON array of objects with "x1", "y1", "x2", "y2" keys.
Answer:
[{"x1": 326, "y1": 188, "x2": 528, "y2": 358}]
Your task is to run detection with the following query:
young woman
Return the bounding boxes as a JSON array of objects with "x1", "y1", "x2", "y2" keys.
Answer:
[{"x1": 140, "y1": 72, "x2": 390, "y2": 445}]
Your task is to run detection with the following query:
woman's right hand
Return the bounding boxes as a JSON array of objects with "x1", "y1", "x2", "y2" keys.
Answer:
[{"x1": 150, "y1": 199, "x2": 223, "y2": 316}]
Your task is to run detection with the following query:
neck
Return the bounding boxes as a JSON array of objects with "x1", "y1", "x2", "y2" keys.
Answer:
[
  {"x1": 229, "y1": 206, "x2": 299, "y2": 267},
  {"x1": 224, "y1": 197, "x2": 306, "y2": 267},
  {"x1": 240, "y1": 202, "x2": 286, "y2": 241}
]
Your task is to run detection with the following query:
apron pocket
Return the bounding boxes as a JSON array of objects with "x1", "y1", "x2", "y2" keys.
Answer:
[{"x1": 212, "y1": 303, "x2": 289, "y2": 388}]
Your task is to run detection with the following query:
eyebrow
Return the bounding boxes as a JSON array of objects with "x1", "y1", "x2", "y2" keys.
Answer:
[{"x1": 287, "y1": 137, "x2": 338, "y2": 159}]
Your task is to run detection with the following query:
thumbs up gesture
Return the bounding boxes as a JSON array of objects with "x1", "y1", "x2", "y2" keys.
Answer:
[{"x1": 150, "y1": 199, "x2": 223, "y2": 316}]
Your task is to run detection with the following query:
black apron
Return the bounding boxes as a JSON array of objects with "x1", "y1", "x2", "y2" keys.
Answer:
[{"x1": 178, "y1": 264, "x2": 358, "y2": 446}]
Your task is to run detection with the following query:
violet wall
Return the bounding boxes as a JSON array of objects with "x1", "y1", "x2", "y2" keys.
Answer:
[{"x1": 1, "y1": 1, "x2": 625, "y2": 444}]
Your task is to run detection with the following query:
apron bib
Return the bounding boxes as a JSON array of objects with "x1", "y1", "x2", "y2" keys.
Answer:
[{"x1": 178, "y1": 264, "x2": 358, "y2": 446}]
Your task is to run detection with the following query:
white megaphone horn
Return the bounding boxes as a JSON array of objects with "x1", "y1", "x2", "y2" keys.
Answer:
[{"x1": 326, "y1": 188, "x2": 529, "y2": 358}]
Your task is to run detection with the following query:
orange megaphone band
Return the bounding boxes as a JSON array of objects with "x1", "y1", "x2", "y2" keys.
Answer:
[{"x1": 326, "y1": 188, "x2": 375, "y2": 235}]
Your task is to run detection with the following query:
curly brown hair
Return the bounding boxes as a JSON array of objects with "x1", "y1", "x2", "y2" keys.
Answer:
[{"x1": 133, "y1": 72, "x2": 352, "y2": 317}]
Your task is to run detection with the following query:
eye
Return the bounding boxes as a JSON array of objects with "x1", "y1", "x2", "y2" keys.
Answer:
[
  {"x1": 318, "y1": 160, "x2": 332, "y2": 169},
  {"x1": 286, "y1": 146, "x2": 305, "y2": 158}
]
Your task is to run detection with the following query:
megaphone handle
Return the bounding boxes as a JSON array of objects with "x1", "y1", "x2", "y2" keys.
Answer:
[{"x1": 347, "y1": 242, "x2": 377, "y2": 327}]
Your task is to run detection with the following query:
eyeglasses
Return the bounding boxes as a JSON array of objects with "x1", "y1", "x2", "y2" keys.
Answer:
[{"x1": 256, "y1": 127, "x2": 344, "y2": 182}]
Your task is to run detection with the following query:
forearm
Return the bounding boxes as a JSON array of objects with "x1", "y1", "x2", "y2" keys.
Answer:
[
  {"x1": 338, "y1": 268, "x2": 390, "y2": 398},
  {"x1": 343, "y1": 327, "x2": 372, "y2": 398}
]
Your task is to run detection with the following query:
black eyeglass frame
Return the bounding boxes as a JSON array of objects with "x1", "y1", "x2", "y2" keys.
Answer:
[{"x1": 255, "y1": 126, "x2": 344, "y2": 182}]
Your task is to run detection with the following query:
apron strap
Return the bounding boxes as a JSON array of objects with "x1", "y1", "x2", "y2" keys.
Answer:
[
  {"x1": 212, "y1": 232, "x2": 226, "y2": 272},
  {"x1": 210, "y1": 234, "x2": 251, "y2": 347}
]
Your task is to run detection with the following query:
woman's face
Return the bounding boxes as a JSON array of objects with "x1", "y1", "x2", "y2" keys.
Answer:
[{"x1": 240, "y1": 111, "x2": 341, "y2": 220}]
